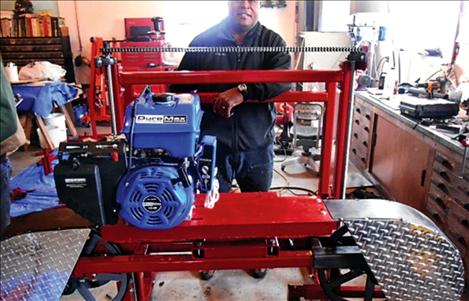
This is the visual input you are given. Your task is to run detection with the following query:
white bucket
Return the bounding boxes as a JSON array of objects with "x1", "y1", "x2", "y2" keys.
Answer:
[
  {"x1": 4, "y1": 63, "x2": 19, "y2": 82},
  {"x1": 43, "y1": 113, "x2": 66, "y2": 131},
  {"x1": 37, "y1": 125, "x2": 67, "y2": 149}
]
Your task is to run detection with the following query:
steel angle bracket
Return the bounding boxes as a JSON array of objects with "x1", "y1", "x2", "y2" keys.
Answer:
[
  {"x1": 324, "y1": 199, "x2": 465, "y2": 301},
  {"x1": 0, "y1": 229, "x2": 90, "y2": 301}
]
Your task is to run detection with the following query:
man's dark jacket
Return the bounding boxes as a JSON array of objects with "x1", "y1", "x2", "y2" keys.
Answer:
[{"x1": 173, "y1": 18, "x2": 291, "y2": 152}]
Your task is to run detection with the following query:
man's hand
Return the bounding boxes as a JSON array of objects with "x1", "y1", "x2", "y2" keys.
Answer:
[{"x1": 213, "y1": 88, "x2": 244, "y2": 118}]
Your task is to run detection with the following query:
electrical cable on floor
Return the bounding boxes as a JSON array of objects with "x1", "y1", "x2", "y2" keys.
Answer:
[
  {"x1": 272, "y1": 168, "x2": 290, "y2": 195},
  {"x1": 274, "y1": 147, "x2": 289, "y2": 163},
  {"x1": 273, "y1": 125, "x2": 292, "y2": 163},
  {"x1": 271, "y1": 167, "x2": 319, "y2": 196},
  {"x1": 274, "y1": 127, "x2": 287, "y2": 163},
  {"x1": 270, "y1": 186, "x2": 317, "y2": 196}
]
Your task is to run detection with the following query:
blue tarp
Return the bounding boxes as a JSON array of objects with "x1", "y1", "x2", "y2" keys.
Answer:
[
  {"x1": 9, "y1": 156, "x2": 60, "y2": 217},
  {"x1": 13, "y1": 82, "x2": 78, "y2": 117}
]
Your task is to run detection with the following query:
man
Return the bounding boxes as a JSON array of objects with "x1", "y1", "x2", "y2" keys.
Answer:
[
  {"x1": 174, "y1": 0, "x2": 291, "y2": 193},
  {"x1": 0, "y1": 57, "x2": 26, "y2": 238}
]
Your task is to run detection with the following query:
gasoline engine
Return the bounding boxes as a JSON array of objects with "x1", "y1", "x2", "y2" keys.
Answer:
[{"x1": 54, "y1": 89, "x2": 217, "y2": 230}]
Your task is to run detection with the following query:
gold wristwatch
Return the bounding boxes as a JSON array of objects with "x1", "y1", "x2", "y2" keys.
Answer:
[{"x1": 237, "y1": 83, "x2": 248, "y2": 98}]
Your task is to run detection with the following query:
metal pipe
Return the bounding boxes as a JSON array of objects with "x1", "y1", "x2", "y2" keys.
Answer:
[
  {"x1": 105, "y1": 54, "x2": 118, "y2": 136},
  {"x1": 120, "y1": 70, "x2": 343, "y2": 85},
  {"x1": 339, "y1": 60, "x2": 356, "y2": 198}
]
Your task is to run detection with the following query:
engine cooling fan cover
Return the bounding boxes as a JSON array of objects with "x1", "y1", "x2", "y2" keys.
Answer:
[{"x1": 116, "y1": 165, "x2": 193, "y2": 229}]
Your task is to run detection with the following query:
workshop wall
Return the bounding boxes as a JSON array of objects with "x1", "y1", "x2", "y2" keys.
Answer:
[{"x1": 57, "y1": 0, "x2": 297, "y2": 82}]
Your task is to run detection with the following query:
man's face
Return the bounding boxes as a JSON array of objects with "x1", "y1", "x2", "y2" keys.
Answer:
[{"x1": 228, "y1": 0, "x2": 259, "y2": 32}]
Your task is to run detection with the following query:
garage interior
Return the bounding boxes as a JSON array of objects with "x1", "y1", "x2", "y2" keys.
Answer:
[{"x1": 0, "y1": 1, "x2": 468, "y2": 300}]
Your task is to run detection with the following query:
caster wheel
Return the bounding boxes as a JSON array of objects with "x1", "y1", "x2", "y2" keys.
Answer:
[
  {"x1": 66, "y1": 230, "x2": 129, "y2": 301},
  {"x1": 199, "y1": 270, "x2": 215, "y2": 280},
  {"x1": 250, "y1": 268, "x2": 267, "y2": 279}
]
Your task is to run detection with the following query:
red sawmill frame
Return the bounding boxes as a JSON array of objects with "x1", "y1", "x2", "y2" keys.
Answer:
[
  {"x1": 71, "y1": 62, "x2": 357, "y2": 301},
  {"x1": 116, "y1": 64, "x2": 355, "y2": 197}
]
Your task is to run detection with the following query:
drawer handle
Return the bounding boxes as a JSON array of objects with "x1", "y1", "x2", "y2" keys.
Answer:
[
  {"x1": 421, "y1": 170, "x2": 427, "y2": 187},
  {"x1": 434, "y1": 197, "x2": 446, "y2": 211},
  {"x1": 437, "y1": 183, "x2": 449, "y2": 195},
  {"x1": 462, "y1": 219, "x2": 468, "y2": 229},
  {"x1": 441, "y1": 159, "x2": 454, "y2": 171},
  {"x1": 439, "y1": 171, "x2": 450, "y2": 182},
  {"x1": 431, "y1": 213, "x2": 442, "y2": 224}
]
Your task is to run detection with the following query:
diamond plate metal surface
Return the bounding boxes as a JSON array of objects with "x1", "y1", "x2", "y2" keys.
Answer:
[
  {"x1": 345, "y1": 220, "x2": 465, "y2": 301},
  {"x1": 324, "y1": 198, "x2": 465, "y2": 301},
  {"x1": 1, "y1": 229, "x2": 90, "y2": 301}
]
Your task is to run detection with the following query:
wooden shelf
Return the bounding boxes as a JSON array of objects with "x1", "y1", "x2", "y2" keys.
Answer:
[{"x1": 0, "y1": 36, "x2": 75, "y2": 83}]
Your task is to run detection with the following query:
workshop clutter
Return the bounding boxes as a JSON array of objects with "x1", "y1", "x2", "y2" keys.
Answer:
[
  {"x1": 19, "y1": 61, "x2": 66, "y2": 81},
  {"x1": 36, "y1": 113, "x2": 67, "y2": 149},
  {"x1": 72, "y1": 103, "x2": 89, "y2": 127},
  {"x1": 85, "y1": 17, "x2": 176, "y2": 138}
]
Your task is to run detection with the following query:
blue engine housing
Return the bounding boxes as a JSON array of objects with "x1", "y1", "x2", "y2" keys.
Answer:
[
  {"x1": 117, "y1": 90, "x2": 217, "y2": 230},
  {"x1": 116, "y1": 165, "x2": 193, "y2": 230},
  {"x1": 122, "y1": 92, "x2": 203, "y2": 158}
]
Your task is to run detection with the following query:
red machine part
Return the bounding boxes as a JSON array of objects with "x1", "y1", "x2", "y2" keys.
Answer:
[
  {"x1": 119, "y1": 40, "x2": 174, "y2": 100},
  {"x1": 117, "y1": 67, "x2": 351, "y2": 197},
  {"x1": 124, "y1": 17, "x2": 163, "y2": 41},
  {"x1": 73, "y1": 193, "x2": 337, "y2": 301},
  {"x1": 275, "y1": 102, "x2": 294, "y2": 125},
  {"x1": 72, "y1": 62, "x2": 361, "y2": 300},
  {"x1": 121, "y1": 17, "x2": 173, "y2": 99},
  {"x1": 86, "y1": 19, "x2": 174, "y2": 138},
  {"x1": 86, "y1": 37, "x2": 112, "y2": 139}
]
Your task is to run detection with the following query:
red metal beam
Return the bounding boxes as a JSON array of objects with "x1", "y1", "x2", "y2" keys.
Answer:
[
  {"x1": 71, "y1": 62, "x2": 359, "y2": 301},
  {"x1": 73, "y1": 251, "x2": 313, "y2": 276},
  {"x1": 199, "y1": 239, "x2": 271, "y2": 259},
  {"x1": 318, "y1": 82, "x2": 338, "y2": 197},
  {"x1": 101, "y1": 193, "x2": 337, "y2": 243},
  {"x1": 119, "y1": 70, "x2": 343, "y2": 85},
  {"x1": 136, "y1": 272, "x2": 154, "y2": 301},
  {"x1": 87, "y1": 37, "x2": 102, "y2": 138},
  {"x1": 334, "y1": 62, "x2": 353, "y2": 197},
  {"x1": 197, "y1": 91, "x2": 330, "y2": 104},
  {"x1": 288, "y1": 284, "x2": 386, "y2": 299}
]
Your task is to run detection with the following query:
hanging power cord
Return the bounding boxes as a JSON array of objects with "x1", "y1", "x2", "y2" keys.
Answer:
[
  {"x1": 274, "y1": 123, "x2": 290, "y2": 163},
  {"x1": 74, "y1": 0, "x2": 83, "y2": 54},
  {"x1": 73, "y1": 0, "x2": 90, "y2": 67}
]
